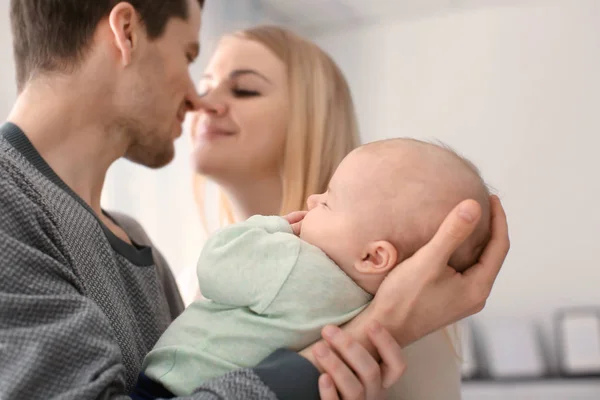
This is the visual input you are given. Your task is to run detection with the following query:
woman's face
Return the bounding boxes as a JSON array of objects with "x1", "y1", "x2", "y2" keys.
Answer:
[{"x1": 191, "y1": 36, "x2": 290, "y2": 182}]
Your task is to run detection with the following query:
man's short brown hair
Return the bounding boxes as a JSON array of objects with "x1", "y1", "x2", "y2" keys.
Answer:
[{"x1": 10, "y1": 0, "x2": 205, "y2": 91}]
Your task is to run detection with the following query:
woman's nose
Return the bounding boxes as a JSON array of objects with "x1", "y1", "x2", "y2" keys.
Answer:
[
  {"x1": 203, "y1": 100, "x2": 228, "y2": 116},
  {"x1": 185, "y1": 86, "x2": 228, "y2": 117}
]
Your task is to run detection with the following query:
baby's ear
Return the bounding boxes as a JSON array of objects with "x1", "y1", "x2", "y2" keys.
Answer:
[{"x1": 354, "y1": 241, "x2": 399, "y2": 275}]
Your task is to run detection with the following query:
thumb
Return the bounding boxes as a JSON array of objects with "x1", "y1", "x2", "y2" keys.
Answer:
[
  {"x1": 283, "y1": 211, "x2": 308, "y2": 225},
  {"x1": 422, "y1": 199, "x2": 482, "y2": 264}
]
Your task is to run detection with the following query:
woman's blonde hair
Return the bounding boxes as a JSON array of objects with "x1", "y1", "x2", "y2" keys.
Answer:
[{"x1": 194, "y1": 25, "x2": 360, "y2": 227}]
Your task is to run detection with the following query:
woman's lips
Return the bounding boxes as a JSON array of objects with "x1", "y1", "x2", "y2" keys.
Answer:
[{"x1": 197, "y1": 124, "x2": 235, "y2": 139}]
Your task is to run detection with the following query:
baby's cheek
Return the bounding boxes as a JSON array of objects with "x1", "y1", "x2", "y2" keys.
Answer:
[
  {"x1": 299, "y1": 217, "x2": 323, "y2": 246},
  {"x1": 298, "y1": 215, "x2": 314, "y2": 241}
]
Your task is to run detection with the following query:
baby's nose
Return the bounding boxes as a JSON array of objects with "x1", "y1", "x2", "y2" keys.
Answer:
[{"x1": 307, "y1": 194, "x2": 319, "y2": 210}]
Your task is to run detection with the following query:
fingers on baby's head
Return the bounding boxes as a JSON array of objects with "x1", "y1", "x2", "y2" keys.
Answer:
[{"x1": 448, "y1": 198, "x2": 491, "y2": 272}]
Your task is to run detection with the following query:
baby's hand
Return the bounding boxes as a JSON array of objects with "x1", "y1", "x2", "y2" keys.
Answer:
[{"x1": 282, "y1": 211, "x2": 307, "y2": 236}]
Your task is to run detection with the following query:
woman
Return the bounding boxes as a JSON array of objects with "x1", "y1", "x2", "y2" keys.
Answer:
[{"x1": 190, "y1": 25, "x2": 507, "y2": 398}]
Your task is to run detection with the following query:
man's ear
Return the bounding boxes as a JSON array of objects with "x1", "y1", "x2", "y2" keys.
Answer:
[
  {"x1": 108, "y1": 3, "x2": 140, "y2": 66},
  {"x1": 354, "y1": 241, "x2": 399, "y2": 275}
]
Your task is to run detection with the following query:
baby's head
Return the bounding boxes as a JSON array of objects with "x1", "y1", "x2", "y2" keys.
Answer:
[{"x1": 299, "y1": 138, "x2": 491, "y2": 294}]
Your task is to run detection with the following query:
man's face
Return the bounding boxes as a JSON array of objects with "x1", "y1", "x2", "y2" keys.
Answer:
[{"x1": 120, "y1": 0, "x2": 203, "y2": 168}]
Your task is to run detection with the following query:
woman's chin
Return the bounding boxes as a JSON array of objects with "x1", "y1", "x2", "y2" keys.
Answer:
[
  {"x1": 191, "y1": 153, "x2": 235, "y2": 181},
  {"x1": 191, "y1": 157, "x2": 217, "y2": 177}
]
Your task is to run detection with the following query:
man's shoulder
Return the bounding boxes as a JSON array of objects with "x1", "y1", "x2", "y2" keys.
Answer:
[
  {"x1": 0, "y1": 140, "x2": 71, "y2": 268},
  {"x1": 0, "y1": 142, "x2": 44, "y2": 214},
  {"x1": 0, "y1": 136, "x2": 40, "y2": 193}
]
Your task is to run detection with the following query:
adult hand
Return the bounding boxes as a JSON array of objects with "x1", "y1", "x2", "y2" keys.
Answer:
[
  {"x1": 371, "y1": 195, "x2": 510, "y2": 346},
  {"x1": 302, "y1": 322, "x2": 406, "y2": 400},
  {"x1": 282, "y1": 210, "x2": 307, "y2": 236}
]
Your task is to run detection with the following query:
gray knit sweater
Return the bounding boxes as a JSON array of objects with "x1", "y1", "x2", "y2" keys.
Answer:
[{"x1": 0, "y1": 122, "x2": 320, "y2": 400}]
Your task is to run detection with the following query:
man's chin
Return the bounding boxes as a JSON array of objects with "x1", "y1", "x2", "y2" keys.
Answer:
[{"x1": 125, "y1": 146, "x2": 175, "y2": 169}]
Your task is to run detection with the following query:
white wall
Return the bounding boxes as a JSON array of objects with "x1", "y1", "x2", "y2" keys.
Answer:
[{"x1": 314, "y1": 0, "x2": 600, "y2": 371}]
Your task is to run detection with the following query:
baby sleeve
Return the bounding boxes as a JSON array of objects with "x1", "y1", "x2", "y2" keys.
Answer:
[{"x1": 196, "y1": 215, "x2": 301, "y2": 314}]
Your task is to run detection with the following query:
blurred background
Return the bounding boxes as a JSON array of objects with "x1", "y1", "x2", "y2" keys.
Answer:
[{"x1": 2, "y1": 0, "x2": 600, "y2": 398}]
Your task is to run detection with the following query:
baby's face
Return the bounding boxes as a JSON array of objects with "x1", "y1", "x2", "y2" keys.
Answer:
[{"x1": 299, "y1": 151, "x2": 381, "y2": 272}]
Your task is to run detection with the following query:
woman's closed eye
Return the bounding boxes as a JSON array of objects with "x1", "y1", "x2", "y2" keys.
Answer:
[{"x1": 232, "y1": 88, "x2": 260, "y2": 98}]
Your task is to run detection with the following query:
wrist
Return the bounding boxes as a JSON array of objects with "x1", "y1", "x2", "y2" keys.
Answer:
[
  {"x1": 299, "y1": 308, "x2": 379, "y2": 371},
  {"x1": 369, "y1": 294, "x2": 415, "y2": 347},
  {"x1": 299, "y1": 345, "x2": 322, "y2": 373}
]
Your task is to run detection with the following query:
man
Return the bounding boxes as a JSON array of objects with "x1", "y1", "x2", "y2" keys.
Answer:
[
  {"x1": 0, "y1": 0, "x2": 510, "y2": 399},
  {"x1": 0, "y1": 1, "x2": 329, "y2": 398}
]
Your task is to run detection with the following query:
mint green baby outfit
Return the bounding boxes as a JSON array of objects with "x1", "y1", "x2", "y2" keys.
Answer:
[{"x1": 142, "y1": 215, "x2": 372, "y2": 396}]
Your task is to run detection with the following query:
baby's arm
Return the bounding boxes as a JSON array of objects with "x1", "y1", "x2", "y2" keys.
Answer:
[{"x1": 197, "y1": 215, "x2": 301, "y2": 312}]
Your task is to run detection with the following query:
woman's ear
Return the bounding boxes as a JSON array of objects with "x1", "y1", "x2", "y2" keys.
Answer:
[{"x1": 354, "y1": 241, "x2": 399, "y2": 275}]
